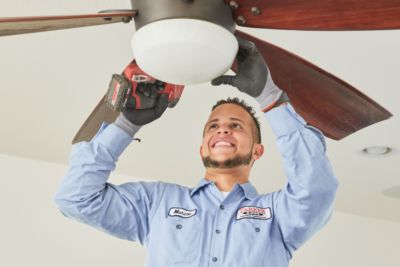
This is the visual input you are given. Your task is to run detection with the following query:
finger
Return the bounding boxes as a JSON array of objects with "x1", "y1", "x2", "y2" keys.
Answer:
[
  {"x1": 140, "y1": 83, "x2": 157, "y2": 98},
  {"x1": 149, "y1": 84, "x2": 160, "y2": 98},
  {"x1": 154, "y1": 93, "x2": 169, "y2": 117},
  {"x1": 211, "y1": 75, "x2": 237, "y2": 87},
  {"x1": 237, "y1": 37, "x2": 256, "y2": 54}
]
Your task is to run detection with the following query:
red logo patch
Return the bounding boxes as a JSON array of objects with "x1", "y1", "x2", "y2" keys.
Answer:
[{"x1": 236, "y1": 206, "x2": 272, "y2": 220}]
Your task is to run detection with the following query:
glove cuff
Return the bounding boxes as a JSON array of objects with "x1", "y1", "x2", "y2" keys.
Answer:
[
  {"x1": 255, "y1": 70, "x2": 283, "y2": 111},
  {"x1": 261, "y1": 91, "x2": 290, "y2": 112},
  {"x1": 114, "y1": 113, "x2": 142, "y2": 137}
]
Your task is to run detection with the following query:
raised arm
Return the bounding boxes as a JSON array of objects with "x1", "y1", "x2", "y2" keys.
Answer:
[
  {"x1": 266, "y1": 103, "x2": 338, "y2": 256},
  {"x1": 212, "y1": 36, "x2": 339, "y2": 256},
  {"x1": 54, "y1": 90, "x2": 169, "y2": 244}
]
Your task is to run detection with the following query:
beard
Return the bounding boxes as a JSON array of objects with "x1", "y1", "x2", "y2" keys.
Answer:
[{"x1": 202, "y1": 151, "x2": 253, "y2": 169}]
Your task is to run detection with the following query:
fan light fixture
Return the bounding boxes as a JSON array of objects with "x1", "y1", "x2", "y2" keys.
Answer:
[{"x1": 131, "y1": 18, "x2": 238, "y2": 85}]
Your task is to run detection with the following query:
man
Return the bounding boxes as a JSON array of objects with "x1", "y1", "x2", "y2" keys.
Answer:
[{"x1": 55, "y1": 38, "x2": 338, "y2": 266}]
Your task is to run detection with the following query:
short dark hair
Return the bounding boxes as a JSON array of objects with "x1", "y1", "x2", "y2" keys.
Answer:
[{"x1": 211, "y1": 97, "x2": 262, "y2": 144}]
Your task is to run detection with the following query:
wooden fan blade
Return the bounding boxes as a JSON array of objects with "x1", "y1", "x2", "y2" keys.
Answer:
[
  {"x1": 0, "y1": 10, "x2": 137, "y2": 37},
  {"x1": 72, "y1": 95, "x2": 119, "y2": 144},
  {"x1": 228, "y1": 0, "x2": 400, "y2": 30},
  {"x1": 235, "y1": 30, "x2": 392, "y2": 140}
]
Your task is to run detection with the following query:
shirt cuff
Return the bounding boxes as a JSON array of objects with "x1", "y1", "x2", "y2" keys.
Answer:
[
  {"x1": 92, "y1": 122, "x2": 134, "y2": 158},
  {"x1": 264, "y1": 103, "x2": 307, "y2": 137}
]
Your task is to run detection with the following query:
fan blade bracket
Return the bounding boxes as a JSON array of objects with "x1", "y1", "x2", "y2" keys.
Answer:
[{"x1": 98, "y1": 9, "x2": 138, "y2": 23}]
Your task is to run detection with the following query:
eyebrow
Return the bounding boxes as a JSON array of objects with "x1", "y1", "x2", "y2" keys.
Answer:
[
  {"x1": 230, "y1": 117, "x2": 245, "y2": 124},
  {"x1": 206, "y1": 117, "x2": 245, "y2": 126},
  {"x1": 203, "y1": 117, "x2": 246, "y2": 136}
]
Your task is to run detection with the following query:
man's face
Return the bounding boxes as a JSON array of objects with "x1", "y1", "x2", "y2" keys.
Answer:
[{"x1": 200, "y1": 104, "x2": 263, "y2": 169}]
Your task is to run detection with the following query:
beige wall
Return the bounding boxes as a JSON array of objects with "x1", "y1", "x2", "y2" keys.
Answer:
[
  {"x1": 292, "y1": 210, "x2": 400, "y2": 267},
  {"x1": 1, "y1": 153, "x2": 399, "y2": 267}
]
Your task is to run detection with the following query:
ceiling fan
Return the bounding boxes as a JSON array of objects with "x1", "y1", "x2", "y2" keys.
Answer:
[{"x1": 1, "y1": 0, "x2": 399, "y2": 143}]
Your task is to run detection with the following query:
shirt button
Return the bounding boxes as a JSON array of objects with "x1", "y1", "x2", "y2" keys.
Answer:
[
  {"x1": 212, "y1": 257, "x2": 218, "y2": 262},
  {"x1": 255, "y1": 227, "x2": 260, "y2": 232},
  {"x1": 215, "y1": 229, "x2": 221, "y2": 234},
  {"x1": 176, "y1": 224, "x2": 183, "y2": 230},
  {"x1": 219, "y1": 205, "x2": 225, "y2": 210}
]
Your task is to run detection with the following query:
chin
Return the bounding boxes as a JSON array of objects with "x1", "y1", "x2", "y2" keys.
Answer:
[{"x1": 209, "y1": 154, "x2": 234, "y2": 162}]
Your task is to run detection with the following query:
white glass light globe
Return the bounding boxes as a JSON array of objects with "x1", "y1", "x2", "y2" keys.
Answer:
[{"x1": 131, "y1": 18, "x2": 238, "y2": 85}]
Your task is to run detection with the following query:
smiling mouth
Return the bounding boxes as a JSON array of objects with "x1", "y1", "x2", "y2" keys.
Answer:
[{"x1": 211, "y1": 141, "x2": 235, "y2": 148}]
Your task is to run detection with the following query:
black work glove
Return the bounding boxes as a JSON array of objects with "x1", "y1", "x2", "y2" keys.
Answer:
[
  {"x1": 122, "y1": 95, "x2": 168, "y2": 126},
  {"x1": 212, "y1": 37, "x2": 268, "y2": 97},
  {"x1": 114, "y1": 85, "x2": 169, "y2": 136},
  {"x1": 212, "y1": 37, "x2": 286, "y2": 112},
  {"x1": 123, "y1": 85, "x2": 169, "y2": 126}
]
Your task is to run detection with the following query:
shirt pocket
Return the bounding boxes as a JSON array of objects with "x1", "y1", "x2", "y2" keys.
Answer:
[
  {"x1": 152, "y1": 216, "x2": 201, "y2": 265},
  {"x1": 230, "y1": 219, "x2": 268, "y2": 256}
]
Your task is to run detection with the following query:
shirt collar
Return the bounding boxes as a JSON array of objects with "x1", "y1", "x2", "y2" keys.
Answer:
[
  {"x1": 190, "y1": 178, "x2": 214, "y2": 197},
  {"x1": 191, "y1": 178, "x2": 259, "y2": 200},
  {"x1": 237, "y1": 182, "x2": 259, "y2": 200}
]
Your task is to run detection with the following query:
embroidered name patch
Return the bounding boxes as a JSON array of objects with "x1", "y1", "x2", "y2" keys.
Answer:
[
  {"x1": 168, "y1": 207, "x2": 197, "y2": 218},
  {"x1": 236, "y1": 206, "x2": 272, "y2": 220}
]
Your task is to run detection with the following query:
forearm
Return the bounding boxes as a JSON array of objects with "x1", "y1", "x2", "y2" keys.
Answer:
[{"x1": 54, "y1": 122, "x2": 134, "y2": 214}]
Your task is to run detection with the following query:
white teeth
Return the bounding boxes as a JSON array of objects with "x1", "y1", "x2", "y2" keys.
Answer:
[{"x1": 214, "y1": 141, "x2": 233, "y2": 147}]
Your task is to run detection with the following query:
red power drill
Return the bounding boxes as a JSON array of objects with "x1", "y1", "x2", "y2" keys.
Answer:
[{"x1": 105, "y1": 60, "x2": 185, "y2": 111}]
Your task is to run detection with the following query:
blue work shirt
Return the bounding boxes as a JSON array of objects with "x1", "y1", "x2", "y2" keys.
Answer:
[{"x1": 54, "y1": 103, "x2": 338, "y2": 267}]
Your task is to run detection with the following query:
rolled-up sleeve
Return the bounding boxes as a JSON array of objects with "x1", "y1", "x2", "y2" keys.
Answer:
[
  {"x1": 265, "y1": 103, "x2": 339, "y2": 256},
  {"x1": 54, "y1": 123, "x2": 165, "y2": 244}
]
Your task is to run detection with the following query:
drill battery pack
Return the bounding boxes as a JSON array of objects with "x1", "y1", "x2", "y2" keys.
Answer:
[{"x1": 105, "y1": 74, "x2": 132, "y2": 112}]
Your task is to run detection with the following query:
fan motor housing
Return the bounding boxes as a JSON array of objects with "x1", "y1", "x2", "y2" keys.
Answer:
[{"x1": 131, "y1": 0, "x2": 236, "y2": 32}]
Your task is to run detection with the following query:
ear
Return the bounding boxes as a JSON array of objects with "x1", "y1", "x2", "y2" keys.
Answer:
[
  {"x1": 199, "y1": 145, "x2": 203, "y2": 157},
  {"x1": 252, "y1": 144, "x2": 264, "y2": 160}
]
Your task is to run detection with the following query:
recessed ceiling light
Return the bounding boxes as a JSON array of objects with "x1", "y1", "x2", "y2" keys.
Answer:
[
  {"x1": 361, "y1": 146, "x2": 392, "y2": 156},
  {"x1": 383, "y1": 186, "x2": 400, "y2": 199}
]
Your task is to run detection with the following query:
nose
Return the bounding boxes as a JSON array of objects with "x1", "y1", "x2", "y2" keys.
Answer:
[{"x1": 217, "y1": 124, "x2": 231, "y2": 135}]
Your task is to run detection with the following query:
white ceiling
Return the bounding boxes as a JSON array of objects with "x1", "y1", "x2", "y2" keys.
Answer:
[{"x1": 1, "y1": 0, "x2": 399, "y2": 231}]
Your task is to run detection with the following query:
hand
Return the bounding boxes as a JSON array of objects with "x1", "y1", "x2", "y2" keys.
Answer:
[
  {"x1": 114, "y1": 85, "x2": 169, "y2": 136},
  {"x1": 123, "y1": 87, "x2": 169, "y2": 126},
  {"x1": 211, "y1": 37, "x2": 285, "y2": 112}
]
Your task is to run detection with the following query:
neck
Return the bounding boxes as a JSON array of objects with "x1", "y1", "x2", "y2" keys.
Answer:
[{"x1": 204, "y1": 166, "x2": 250, "y2": 192}]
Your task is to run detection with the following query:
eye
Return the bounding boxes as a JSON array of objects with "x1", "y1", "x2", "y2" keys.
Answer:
[
  {"x1": 209, "y1": 123, "x2": 218, "y2": 129},
  {"x1": 231, "y1": 123, "x2": 242, "y2": 129}
]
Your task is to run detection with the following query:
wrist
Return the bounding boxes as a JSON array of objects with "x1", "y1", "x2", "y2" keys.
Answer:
[
  {"x1": 114, "y1": 113, "x2": 142, "y2": 137},
  {"x1": 255, "y1": 86, "x2": 283, "y2": 112},
  {"x1": 261, "y1": 92, "x2": 290, "y2": 113},
  {"x1": 255, "y1": 70, "x2": 283, "y2": 111}
]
